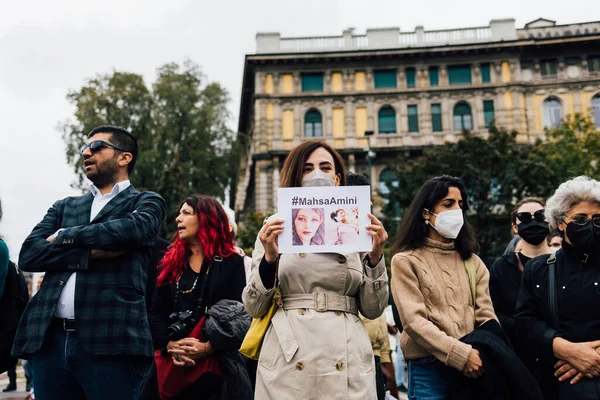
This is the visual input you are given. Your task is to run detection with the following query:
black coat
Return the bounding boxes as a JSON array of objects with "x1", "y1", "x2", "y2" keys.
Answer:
[
  {"x1": 515, "y1": 244, "x2": 600, "y2": 400},
  {"x1": 489, "y1": 253, "x2": 537, "y2": 371},
  {"x1": 451, "y1": 319, "x2": 543, "y2": 400}
]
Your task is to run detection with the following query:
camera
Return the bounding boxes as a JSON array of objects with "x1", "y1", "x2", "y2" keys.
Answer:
[{"x1": 167, "y1": 310, "x2": 196, "y2": 341}]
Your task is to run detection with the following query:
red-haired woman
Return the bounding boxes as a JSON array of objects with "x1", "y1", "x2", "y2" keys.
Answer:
[{"x1": 148, "y1": 195, "x2": 247, "y2": 400}]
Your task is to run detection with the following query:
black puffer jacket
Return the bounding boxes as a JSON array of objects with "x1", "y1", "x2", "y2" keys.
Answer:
[{"x1": 206, "y1": 299, "x2": 253, "y2": 400}]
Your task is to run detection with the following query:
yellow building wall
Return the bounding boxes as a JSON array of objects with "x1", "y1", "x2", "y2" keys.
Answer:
[
  {"x1": 355, "y1": 72, "x2": 366, "y2": 92},
  {"x1": 264, "y1": 74, "x2": 273, "y2": 94},
  {"x1": 333, "y1": 108, "x2": 345, "y2": 137},
  {"x1": 504, "y1": 90, "x2": 513, "y2": 110},
  {"x1": 501, "y1": 62, "x2": 511, "y2": 83},
  {"x1": 355, "y1": 107, "x2": 367, "y2": 136},
  {"x1": 331, "y1": 72, "x2": 343, "y2": 92},
  {"x1": 580, "y1": 92, "x2": 595, "y2": 113},
  {"x1": 562, "y1": 93, "x2": 575, "y2": 116},
  {"x1": 282, "y1": 110, "x2": 294, "y2": 138},
  {"x1": 531, "y1": 94, "x2": 547, "y2": 132},
  {"x1": 266, "y1": 101, "x2": 274, "y2": 120},
  {"x1": 281, "y1": 74, "x2": 293, "y2": 94}
]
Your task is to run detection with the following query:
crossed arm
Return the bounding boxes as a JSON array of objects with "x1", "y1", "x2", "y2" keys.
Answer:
[{"x1": 19, "y1": 193, "x2": 166, "y2": 273}]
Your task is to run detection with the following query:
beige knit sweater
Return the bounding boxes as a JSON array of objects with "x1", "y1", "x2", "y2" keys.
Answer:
[{"x1": 391, "y1": 239, "x2": 497, "y2": 371}]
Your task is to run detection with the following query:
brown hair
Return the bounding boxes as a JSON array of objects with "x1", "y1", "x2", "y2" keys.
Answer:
[
  {"x1": 511, "y1": 197, "x2": 546, "y2": 224},
  {"x1": 279, "y1": 141, "x2": 347, "y2": 188}
]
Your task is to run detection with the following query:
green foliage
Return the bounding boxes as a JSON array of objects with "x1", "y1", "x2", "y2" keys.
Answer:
[
  {"x1": 236, "y1": 210, "x2": 267, "y2": 256},
  {"x1": 60, "y1": 59, "x2": 243, "y2": 237},
  {"x1": 384, "y1": 124, "x2": 558, "y2": 262}
]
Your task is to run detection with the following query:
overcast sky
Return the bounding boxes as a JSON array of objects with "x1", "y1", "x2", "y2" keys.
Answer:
[{"x1": 0, "y1": 0, "x2": 597, "y2": 259}]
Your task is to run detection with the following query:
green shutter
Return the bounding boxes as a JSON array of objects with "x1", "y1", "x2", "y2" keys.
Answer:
[
  {"x1": 378, "y1": 107, "x2": 396, "y2": 133},
  {"x1": 408, "y1": 105, "x2": 419, "y2": 133},
  {"x1": 406, "y1": 68, "x2": 416, "y2": 88},
  {"x1": 431, "y1": 103, "x2": 443, "y2": 132},
  {"x1": 448, "y1": 65, "x2": 472, "y2": 85},
  {"x1": 429, "y1": 67, "x2": 439, "y2": 86},
  {"x1": 589, "y1": 56, "x2": 600, "y2": 73},
  {"x1": 481, "y1": 63, "x2": 491, "y2": 83},
  {"x1": 374, "y1": 70, "x2": 397, "y2": 89},
  {"x1": 484, "y1": 100, "x2": 495, "y2": 128},
  {"x1": 301, "y1": 73, "x2": 324, "y2": 92}
]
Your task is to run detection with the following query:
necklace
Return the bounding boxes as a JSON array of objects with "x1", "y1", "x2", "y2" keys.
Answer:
[{"x1": 176, "y1": 272, "x2": 199, "y2": 294}]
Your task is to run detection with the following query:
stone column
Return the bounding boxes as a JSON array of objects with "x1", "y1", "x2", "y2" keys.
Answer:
[
  {"x1": 419, "y1": 94, "x2": 431, "y2": 133},
  {"x1": 441, "y1": 94, "x2": 451, "y2": 132},
  {"x1": 256, "y1": 161, "x2": 269, "y2": 212},
  {"x1": 272, "y1": 157, "x2": 280, "y2": 209},
  {"x1": 347, "y1": 153, "x2": 356, "y2": 173}
]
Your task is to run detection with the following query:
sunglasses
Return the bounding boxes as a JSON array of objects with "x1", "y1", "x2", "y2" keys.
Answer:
[
  {"x1": 516, "y1": 209, "x2": 546, "y2": 224},
  {"x1": 79, "y1": 140, "x2": 127, "y2": 156},
  {"x1": 565, "y1": 214, "x2": 600, "y2": 228}
]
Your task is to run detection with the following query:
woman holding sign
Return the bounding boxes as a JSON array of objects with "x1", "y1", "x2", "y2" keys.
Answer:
[
  {"x1": 390, "y1": 175, "x2": 499, "y2": 400},
  {"x1": 243, "y1": 140, "x2": 389, "y2": 400}
]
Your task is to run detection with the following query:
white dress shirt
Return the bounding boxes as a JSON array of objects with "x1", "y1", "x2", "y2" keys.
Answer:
[{"x1": 55, "y1": 180, "x2": 131, "y2": 319}]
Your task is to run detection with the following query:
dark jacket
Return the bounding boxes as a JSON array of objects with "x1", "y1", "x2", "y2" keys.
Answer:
[
  {"x1": 13, "y1": 187, "x2": 166, "y2": 358},
  {"x1": 145, "y1": 237, "x2": 170, "y2": 313},
  {"x1": 451, "y1": 319, "x2": 543, "y2": 400},
  {"x1": 515, "y1": 244, "x2": 600, "y2": 400},
  {"x1": 205, "y1": 299, "x2": 252, "y2": 400},
  {"x1": 489, "y1": 252, "x2": 537, "y2": 370}
]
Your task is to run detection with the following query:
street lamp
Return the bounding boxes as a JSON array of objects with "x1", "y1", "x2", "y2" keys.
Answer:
[{"x1": 364, "y1": 130, "x2": 375, "y2": 185}]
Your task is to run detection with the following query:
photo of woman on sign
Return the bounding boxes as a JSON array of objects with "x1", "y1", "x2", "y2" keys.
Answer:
[
  {"x1": 292, "y1": 208, "x2": 325, "y2": 246},
  {"x1": 330, "y1": 208, "x2": 359, "y2": 245}
]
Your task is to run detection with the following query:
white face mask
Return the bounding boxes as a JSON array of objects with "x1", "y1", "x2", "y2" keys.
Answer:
[
  {"x1": 302, "y1": 169, "x2": 335, "y2": 187},
  {"x1": 426, "y1": 209, "x2": 464, "y2": 239}
]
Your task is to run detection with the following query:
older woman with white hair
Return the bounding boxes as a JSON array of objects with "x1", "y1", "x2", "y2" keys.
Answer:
[{"x1": 515, "y1": 176, "x2": 600, "y2": 400}]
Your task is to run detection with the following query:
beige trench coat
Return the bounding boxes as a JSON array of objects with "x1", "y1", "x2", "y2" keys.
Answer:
[{"x1": 243, "y1": 218, "x2": 389, "y2": 400}]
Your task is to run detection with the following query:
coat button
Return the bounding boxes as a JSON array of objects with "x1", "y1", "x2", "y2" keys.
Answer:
[
  {"x1": 337, "y1": 256, "x2": 345, "y2": 264},
  {"x1": 336, "y1": 361, "x2": 344, "y2": 371},
  {"x1": 58, "y1": 280, "x2": 64, "y2": 286},
  {"x1": 298, "y1": 309, "x2": 305, "y2": 315},
  {"x1": 299, "y1": 253, "x2": 307, "y2": 258},
  {"x1": 295, "y1": 362, "x2": 304, "y2": 370},
  {"x1": 334, "y1": 311, "x2": 342, "y2": 316}
]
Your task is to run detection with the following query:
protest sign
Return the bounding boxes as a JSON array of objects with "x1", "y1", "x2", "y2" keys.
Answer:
[{"x1": 277, "y1": 185, "x2": 372, "y2": 254}]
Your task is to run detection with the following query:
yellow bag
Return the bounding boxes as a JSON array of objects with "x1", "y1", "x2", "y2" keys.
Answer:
[
  {"x1": 464, "y1": 257, "x2": 477, "y2": 308},
  {"x1": 240, "y1": 288, "x2": 282, "y2": 360}
]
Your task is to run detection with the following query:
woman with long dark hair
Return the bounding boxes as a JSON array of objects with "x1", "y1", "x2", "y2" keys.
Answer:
[
  {"x1": 149, "y1": 195, "x2": 247, "y2": 400},
  {"x1": 390, "y1": 175, "x2": 497, "y2": 399},
  {"x1": 243, "y1": 140, "x2": 389, "y2": 399}
]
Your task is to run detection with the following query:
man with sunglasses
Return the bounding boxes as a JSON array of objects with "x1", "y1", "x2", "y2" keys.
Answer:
[
  {"x1": 12, "y1": 125, "x2": 166, "y2": 400},
  {"x1": 515, "y1": 176, "x2": 600, "y2": 400},
  {"x1": 489, "y1": 197, "x2": 553, "y2": 372}
]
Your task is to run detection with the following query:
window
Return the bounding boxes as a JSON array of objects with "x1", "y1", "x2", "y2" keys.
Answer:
[
  {"x1": 332, "y1": 108, "x2": 344, "y2": 137},
  {"x1": 541, "y1": 60, "x2": 558, "y2": 79},
  {"x1": 355, "y1": 107, "x2": 368, "y2": 136},
  {"x1": 264, "y1": 74, "x2": 273, "y2": 94},
  {"x1": 453, "y1": 102, "x2": 473, "y2": 131},
  {"x1": 448, "y1": 65, "x2": 472, "y2": 85},
  {"x1": 429, "y1": 67, "x2": 439, "y2": 86},
  {"x1": 374, "y1": 70, "x2": 397, "y2": 89},
  {"x1": 481, "y1": 63, "x2": 491, "y2": 83},
  {"x1": 304, "y1": 109, "x2": 323, "y2": 137},
  {"x1": 592, "y1": 94, "x2": 600, "y2": 127},
  {"x1": 331, "y1": 72, "x2": 343, "y2": 92},
  {"x1": 378, "y1": 106, "x2": 396, "y2": 134},
  {"x1": 543, "y1": 97, "x2": 562, "y2": 128},
  {"x1": 483, "y1": 100, "x2": 495, "y2": 128},
  {"x1": 355, "y1": 71, "x2": 366, "y2": 91},
  {"x1": 589, "y1": 56, "x2": 600, "y2": 74},
  {"x1": 301, "y1": 73, "x2": 324, "y2": 92},
  {"x1": 408, "y1": 105, "x2": 419, "y2": 133},
  {"x1": 406, "y1": 68, "x2": 416, "y2": 88},
  {"x1": 282, "y1": 110, "x2": 295, "y2": 138},
  {"x1": 281, "y1": 74, "x2": 294, "y2": 94},
  {"x1": 431, "y1": 103, "x2": 443, "y2": 132}
]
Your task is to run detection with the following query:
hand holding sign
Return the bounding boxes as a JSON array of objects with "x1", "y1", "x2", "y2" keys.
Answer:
[
  {"x1": 366, "y1": 213, "x2": 388, "y2": 266},
  {"x1": 259, "y1": 219, "x2": 284, "y2": 263}
]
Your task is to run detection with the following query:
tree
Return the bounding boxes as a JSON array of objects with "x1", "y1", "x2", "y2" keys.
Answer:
[
  {"x1": 236, "y1": 210, "x2": 266, "y2": 255},
  {"x1": 384, "y1": 125, "x2": 558, "y2": 263},
  {"x1": 60, "y1": 60, "x2": 243, "y2": 236}
]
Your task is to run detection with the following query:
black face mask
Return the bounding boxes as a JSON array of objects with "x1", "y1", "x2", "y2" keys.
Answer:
[
  {"x1": 566, "y1": 222, "x2": 595, "y2": 252},
  {"x1": 517, "y1": 221, "x2": 550, "y2": 246}
]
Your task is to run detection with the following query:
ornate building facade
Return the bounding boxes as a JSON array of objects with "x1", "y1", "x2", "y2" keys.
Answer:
[{"x1": 234, "y1": 18, "x2": 600, "y2": 214}]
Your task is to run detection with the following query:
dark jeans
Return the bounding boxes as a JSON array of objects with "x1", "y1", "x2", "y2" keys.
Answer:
[
  {"x1": 375, "y1": 355, "x2": 385, "y2": 400},
  {"x1": 408, "y1": 355, "x2": 460, "y2": 400},
  {"x1": 31, "y1": 326, "x2": 151, "y2": 400}
]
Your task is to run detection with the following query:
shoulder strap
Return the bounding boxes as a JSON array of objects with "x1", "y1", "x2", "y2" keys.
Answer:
[
  {"x1": 464, "y1": 257, "x2": 477, "y2": 309},
  {"x1": 547, "y1": 254, "x2": 559, "y2": 329}
]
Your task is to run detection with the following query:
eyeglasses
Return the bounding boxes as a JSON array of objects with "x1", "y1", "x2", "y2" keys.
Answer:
[
  {"x1": 79, "y1": 140, "x2": 127, "y2": 156},
  {"x1": 564, "y1": 214, "x2": 600, "y2": 228},
  {"x1": 516, "y1": 209, "x2": 546, "y2": 224}
]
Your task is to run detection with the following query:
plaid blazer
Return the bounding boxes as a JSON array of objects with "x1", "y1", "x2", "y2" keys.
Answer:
[{"x1": 12, "y1": 185, "x2": 166, "y2": 358}]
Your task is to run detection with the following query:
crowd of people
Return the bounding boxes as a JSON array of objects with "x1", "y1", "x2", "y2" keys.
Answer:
[{"x1": 0, "y1": 124, "x2": 599, "y2": 400}]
